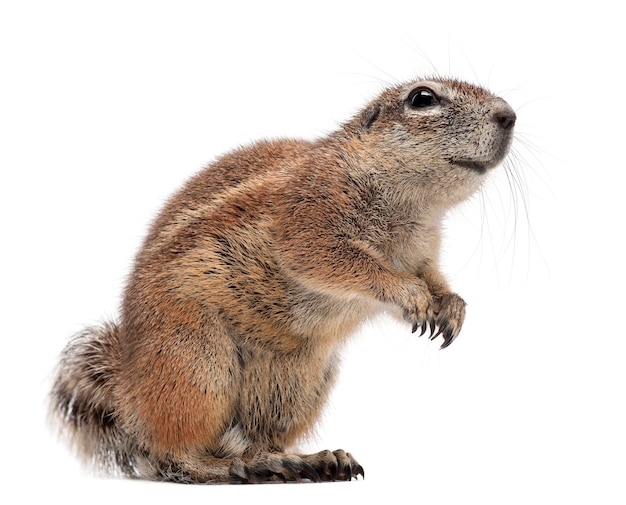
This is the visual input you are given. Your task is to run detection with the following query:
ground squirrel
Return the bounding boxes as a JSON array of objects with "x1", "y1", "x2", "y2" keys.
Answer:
[{"x1": 50, "y1": 77, "x2": 516, "y2": 483}]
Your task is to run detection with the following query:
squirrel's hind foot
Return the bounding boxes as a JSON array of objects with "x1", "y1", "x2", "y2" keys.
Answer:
[{"x1": 229, "y1": 449, "x2": 364, "y2": 483}]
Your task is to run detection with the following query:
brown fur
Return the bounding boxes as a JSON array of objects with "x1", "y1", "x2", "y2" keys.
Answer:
[{"x1": 50, "y1": 78, "x2": 516, "y2": 483}]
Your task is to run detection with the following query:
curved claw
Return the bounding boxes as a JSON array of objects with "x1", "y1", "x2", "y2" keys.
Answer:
[
  {"x1": 429, "y1": 318, "x2": 436, "y2": 337},
  {"x1": 440, "y1": 334, "x2": 454, "y2": 349},
  {"x1": 296, "y1": 461, "x2": 322, "y2": 483},
  {"x1": 355, "y1": 464, "x2": 365, "y2": 480},
  {"x1": 277, "y1": 459, "x2": 322, "y2": 483},
  {"x1": 419, "y1": 320, "x2": 428, "y2": 337},
  {"x1": 441, "y1": 326, "x2": 459, "y2": 349},
  {"x1": 431, "y1": 324, "x2": 444, "y2": 340},
  {"x1": 344, "y1": 464, "x2": 353, "y2": 481},
  {"x1": 412, "y1": 322, "x2": 419, "y2": 334}
]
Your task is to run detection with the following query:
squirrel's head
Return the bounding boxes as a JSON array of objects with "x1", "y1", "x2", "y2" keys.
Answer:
[{"x1": 352, "y1": 78, "x2": 516, "y2": 205}]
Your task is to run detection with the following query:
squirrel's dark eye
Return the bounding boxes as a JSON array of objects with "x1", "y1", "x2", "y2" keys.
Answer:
[{"x1": 408, "y1": 87, "x2": 440, "y2": 108}]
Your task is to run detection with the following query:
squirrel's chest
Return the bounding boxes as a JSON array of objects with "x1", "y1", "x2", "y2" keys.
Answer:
[
  {"x1": 355, "y1": 194, "x2": 443, "y2": 273},
  {"x1": 372, "y1": 217, "x2": 441, "y2": 274}
]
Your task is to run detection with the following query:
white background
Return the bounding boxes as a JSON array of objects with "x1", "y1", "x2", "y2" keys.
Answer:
[{"x1": 2, "y1": 1, "x2": 625, "y2": 503}]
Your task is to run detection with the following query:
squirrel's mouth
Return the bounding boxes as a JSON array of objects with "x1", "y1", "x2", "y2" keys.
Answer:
[
  {"x1": 450, "y1": 134, "x2": 514, "y2": 174},
  {"x1": 449, "y1": 159, "x2": 491, "y2": 174}
]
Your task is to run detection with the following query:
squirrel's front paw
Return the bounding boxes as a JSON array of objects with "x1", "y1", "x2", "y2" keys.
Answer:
[{"x1": 431, "y1": 293, "x2": 466, "y2": 349}]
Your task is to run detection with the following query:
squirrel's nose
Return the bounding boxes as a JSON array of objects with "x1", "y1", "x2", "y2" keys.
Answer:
[{"x1": 492, "y1": 102, "x2": 516, "y2": 130}]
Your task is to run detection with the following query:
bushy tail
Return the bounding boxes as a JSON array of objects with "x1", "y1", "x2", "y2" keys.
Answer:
[
  {"x1": 49, "y1": 322, "x2": 235, "y2": 482},
  {"x1": 49, "y1": 321, "x2": 137, "y2": 476}
]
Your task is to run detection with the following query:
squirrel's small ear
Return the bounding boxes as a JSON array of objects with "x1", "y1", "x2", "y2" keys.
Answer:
[{"x1": 359, "y1": 103, "x2": 381, "y2": 131}]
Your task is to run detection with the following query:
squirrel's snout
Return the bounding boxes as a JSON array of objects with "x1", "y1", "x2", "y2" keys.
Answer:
[{"x1": 492, "y1": 101, "x2": 516, "y2": 130}]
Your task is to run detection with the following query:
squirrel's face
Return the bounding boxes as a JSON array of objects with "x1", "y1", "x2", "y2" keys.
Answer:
[
  {"x1": 358, "y1": 78, "x2": 516, "y2": 202},
  {"x1": 401, "y1": 79, "x2": 515, "y2": 172}
]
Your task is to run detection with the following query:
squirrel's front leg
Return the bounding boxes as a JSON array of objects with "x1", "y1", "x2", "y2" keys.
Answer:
[
  {"x1": 278, "y1": 232, "x2": 465, "y2": 347},
  {"x1": 340, "y1": 241, "x2": 468, "y2": 349}
]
